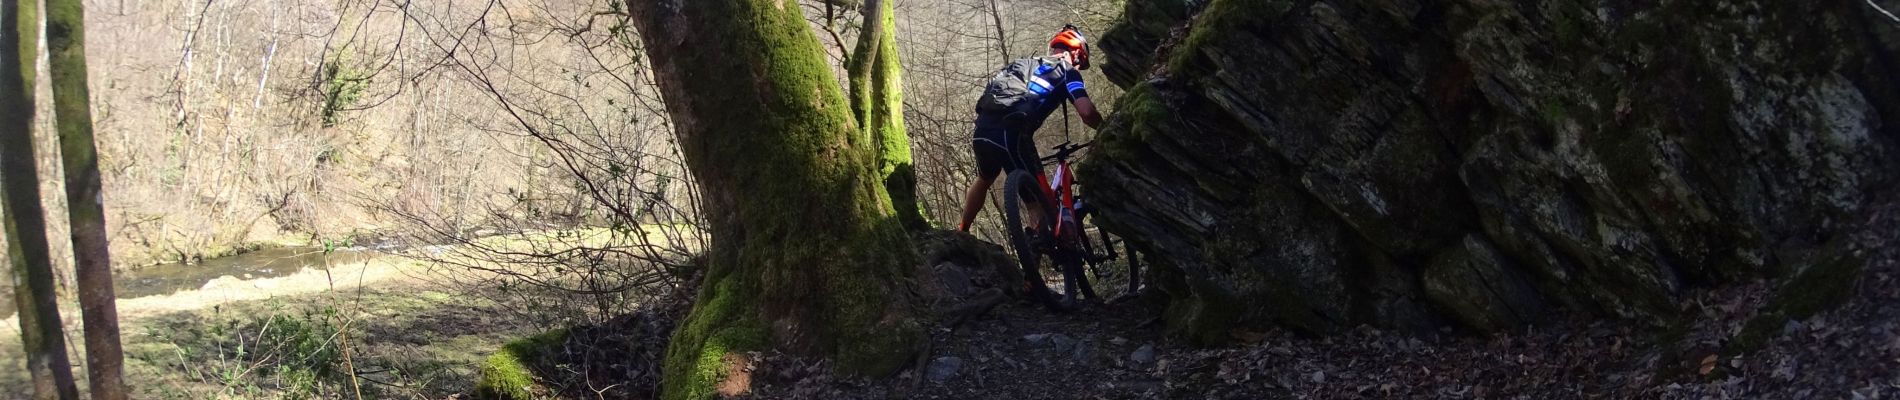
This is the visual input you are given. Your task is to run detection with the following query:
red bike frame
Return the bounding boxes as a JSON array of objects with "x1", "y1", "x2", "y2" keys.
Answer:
[
  {"x1": 1012, "y1": 140, "x2": 1126, "y2": 306},
  {"x1": 1032, "y1": 155, "x2": 1078, "y2": 240}
]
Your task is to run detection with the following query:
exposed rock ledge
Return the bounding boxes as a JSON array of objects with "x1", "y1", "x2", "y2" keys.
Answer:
[{"x1": 1080, "y1": 0, "x2": 1900, "y2": 341}]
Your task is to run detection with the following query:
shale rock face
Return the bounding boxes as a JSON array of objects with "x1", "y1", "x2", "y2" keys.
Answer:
[{"x1": 1081, "y1": 0, "x2": 1899, "y2": 341}]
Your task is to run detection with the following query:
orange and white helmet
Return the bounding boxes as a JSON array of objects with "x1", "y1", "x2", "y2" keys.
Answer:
[{"x1": 1050, "y1": 24, "x2": 1090, "y2": 70}]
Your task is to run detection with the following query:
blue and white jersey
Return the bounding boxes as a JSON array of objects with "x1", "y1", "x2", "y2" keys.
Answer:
[{"x1": 1018, "y1": 60, "x2": 1090, "y2": 134}]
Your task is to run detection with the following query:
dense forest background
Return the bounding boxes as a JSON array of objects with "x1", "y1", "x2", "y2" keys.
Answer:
[
  {"x1": 5, "y1": 0, "x2": 1114, "y2": 274},
  {"x1": 3, "y1": 0, "x2": 1131, "y2": 397},
  {"x1": 5, "y1": 0, "x2": 1896, "y2": 398}
]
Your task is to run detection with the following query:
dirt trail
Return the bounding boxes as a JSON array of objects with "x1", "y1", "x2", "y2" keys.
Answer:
[
  {"x1": 908, "y1": 299, "x2": 1172, "y2": 398},
  {"x1": 734, "y1": 194, "x2": 1900, "y2": 399},
  {"x1": 733, "y1": 248, "x2": 1898, "y2": 399}
]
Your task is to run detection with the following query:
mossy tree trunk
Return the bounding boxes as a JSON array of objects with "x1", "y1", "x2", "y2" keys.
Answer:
[
  {"x1": 47, "y1": 0, "x2": 126, "y2": 397},
  {"x1": 2, "y1": 0, "x2": 81, "y2": 398},
  {"x1": 624, "y1": 1, "x2": 923, "y2": 399},
  {"x1": 846, "y1": 0, "x2": 927, "y2": 231}
]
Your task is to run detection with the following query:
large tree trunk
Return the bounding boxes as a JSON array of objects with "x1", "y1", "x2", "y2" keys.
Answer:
[
  {"x1": 624, "y1": 1, "x2": 923, "y2": 398},
  {"x1": 47, "y1": 0, "x2": 126, "y2": 397},
  {"x1": 2, "y1": 0, "x2": 81, "y2": 398},
  {"x1": 846, "y1": 0, "x2": 926, "y2": 231}
]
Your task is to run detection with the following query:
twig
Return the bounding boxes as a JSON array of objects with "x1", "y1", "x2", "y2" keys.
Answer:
[
  {"x1": 591, "y1": 382, "x2": 624, "y2": 400},
  {"x1": 904, "y1": 335, "x2": 933, "y2": 393},
  {"x1": 1869, "y1": 0, "x2": 1900, "y2": 23},
  {"x1": 351, "y1": 373, "x2": 399, "y2": 388},
  {"x1": 340, "y1": 316, "x2": 364, "y2": 400},
  {"x1": 323, "y1": 254, "x2": 366, "y2": 400}
]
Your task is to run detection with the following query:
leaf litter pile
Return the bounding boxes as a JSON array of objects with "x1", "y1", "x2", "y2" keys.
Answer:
[
  {"x1": 570, "y1": 193, "x2": 1899, "y2": 399},
  {"x1": 732, "y1": 192, "x2": 1899, "y2": 399}
]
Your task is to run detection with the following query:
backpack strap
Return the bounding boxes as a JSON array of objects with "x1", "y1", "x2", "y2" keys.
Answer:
[{"x1": 1033, "y1": 57, "x2": 1071, "y2": 82}]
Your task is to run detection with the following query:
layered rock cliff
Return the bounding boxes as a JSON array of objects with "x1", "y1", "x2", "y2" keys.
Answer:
[{"x1": 1080, "y1": 0, "x2": 1900, "y2": 341}]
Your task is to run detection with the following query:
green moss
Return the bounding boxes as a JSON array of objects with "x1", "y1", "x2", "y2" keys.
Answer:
[
  {"x1": 884, "y1": 163, "x2": 926, "y2": 229},
  {"x1": 1091, "y1": 84, "x2": 1168, "y2": 160},
  {"x1": 1731, "y1": 239, "x2": 1865, "y2": 352},
  {"x1": 477, "y1": 352, "x2": 534, "y2": 400},
  {"x1": 475, "y1": 329, "x2": 568, "y2": 400},
  {"x1": 851, "y1": 0, "x2": 931, "y2": 229},
  {"x1": 660, "y1": 220, "x2": 920, "y2": 399},
  {"x1": 866, "y1": 2, "x2": 926, "y2": 231},
  {"x1": 820, "y1": 222, "x2": 922, "y2": 374},
  {"x1": 1773, "y1": 247, "x2": 1864, "y2": 318},
  {"x1": 753, "y1": 210, "x2": 920, "y2": 371},
  {"x1": 1123, "y1": 0, "x2": 1198, "y2": 34},
  {"x1": 1163, "y1": 273, "x2": 1245, "y2": 345},
  {"x1": 1537, "y1": 101, "x2": 1569, "y2": 126},
  {"x1": 659, "y1": 215, "x2": 919, "y2": 399},
  {"x1": 1082, "y1": 80, "x2": 1264, "y2": 342},
  {"x1": 660, "y1": 270, "x2": 770, "y2": 400},
  {"x1": 11, "y1": 0, "x2": 35, "y2": 87},
  {"x1": 1165, "y1": 0, "x2": 1294, "y2": 78},
  {"x1": 639, "y1": 2, "x2": 924, "y2": 398}
]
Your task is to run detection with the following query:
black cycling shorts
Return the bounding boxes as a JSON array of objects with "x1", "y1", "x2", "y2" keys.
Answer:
[{"x1": 972, "y1": 118, "x2": 1041, "y2": 180}]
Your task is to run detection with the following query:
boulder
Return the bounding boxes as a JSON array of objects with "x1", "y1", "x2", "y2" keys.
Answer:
[
  {"x1": 1080, "y1": 0, "x2": 1898, "y2": 340},
  {"x1": 914, "y1": 229, "x2": 1027, "y2": 299}
]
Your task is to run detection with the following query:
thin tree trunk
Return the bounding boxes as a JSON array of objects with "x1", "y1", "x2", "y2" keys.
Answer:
[
  {"x1": 624, "y1": 1, "x2": 923, "y2": 398},
  {"x1": 847, "y1": 0, "x2": 887, "y2": 124},
  {"x1": 46, "y1": 0, "x2": 126, "y2": 397},
  {"x1": 2, "y1": 0, "x2": 81, "y2": 398},
  {"x1": 848, "y1": 0, "x2": 926, "y2": 230},
  {"x1": 987, "y1": 0, "x2": 1010, "y2": 62}
]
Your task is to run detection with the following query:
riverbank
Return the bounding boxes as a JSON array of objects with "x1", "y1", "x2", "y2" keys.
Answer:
[
  {"x1": 115, "y1": 229, "x2": 402, "y2": 271},
  {"x1": 0, "y1": 255, "x2": 549, "y2": 399},
  {"x1": 1, "y1": 227, "x2": 692, "y2": 398},
  {"x1": 0, "y1": 244, "x2": 381, "y2": 320}
]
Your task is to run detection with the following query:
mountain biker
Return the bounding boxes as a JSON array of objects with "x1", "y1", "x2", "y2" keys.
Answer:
[{"x1": 955, "y1": 25, "x2": 1104, "y2": 236}]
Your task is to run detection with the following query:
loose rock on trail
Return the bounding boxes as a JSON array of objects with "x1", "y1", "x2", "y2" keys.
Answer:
[{"x1": 734, "y1": 206, "x2": 1900, "y2": 399}]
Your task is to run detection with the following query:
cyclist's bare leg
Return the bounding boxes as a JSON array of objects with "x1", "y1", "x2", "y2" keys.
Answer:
[
  {"x1": 962, "y1": 170, "x2": 1052, "y2": 234},
  {"x1": 1023, "y1": 170, "x2": 1052, "y2": 232},
  {"x1": 956, "y1": 173, "x2": 998, "y2": 232}
]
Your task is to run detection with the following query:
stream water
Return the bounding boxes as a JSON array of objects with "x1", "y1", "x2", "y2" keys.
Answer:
[{"x1": 0, "y1": 246, "x2": 377, "y2": 319}]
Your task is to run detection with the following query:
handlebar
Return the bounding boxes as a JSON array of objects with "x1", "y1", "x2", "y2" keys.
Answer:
[{"x1": 1040, "y1": 141, "x2": 1093, "y2": 163}]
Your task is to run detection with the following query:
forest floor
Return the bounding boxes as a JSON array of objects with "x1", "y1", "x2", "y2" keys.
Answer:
[
  {"x1": 724, "y1": 196, "x2": 1900, "y2": 399},
  {"x1": 730, "y1": 259, "x2": 1899, "y2": 399},
  {"x1": 4, "y1": 212, "x2": 1891, "y2": 399}
]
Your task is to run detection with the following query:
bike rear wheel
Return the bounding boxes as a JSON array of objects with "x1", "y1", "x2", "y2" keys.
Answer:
[{"x1": 1001, "y1": 170, "x2": 1063, "y2": 310}]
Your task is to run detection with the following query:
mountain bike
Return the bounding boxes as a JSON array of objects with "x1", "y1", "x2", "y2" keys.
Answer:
[{"x1": 1001, "y1": 140, "x2": 1134, "y2": 310}]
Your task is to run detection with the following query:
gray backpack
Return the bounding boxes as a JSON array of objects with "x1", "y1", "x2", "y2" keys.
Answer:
[{"x1": 975, "y1": 57, "x2": 1068, "y2": 118}]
